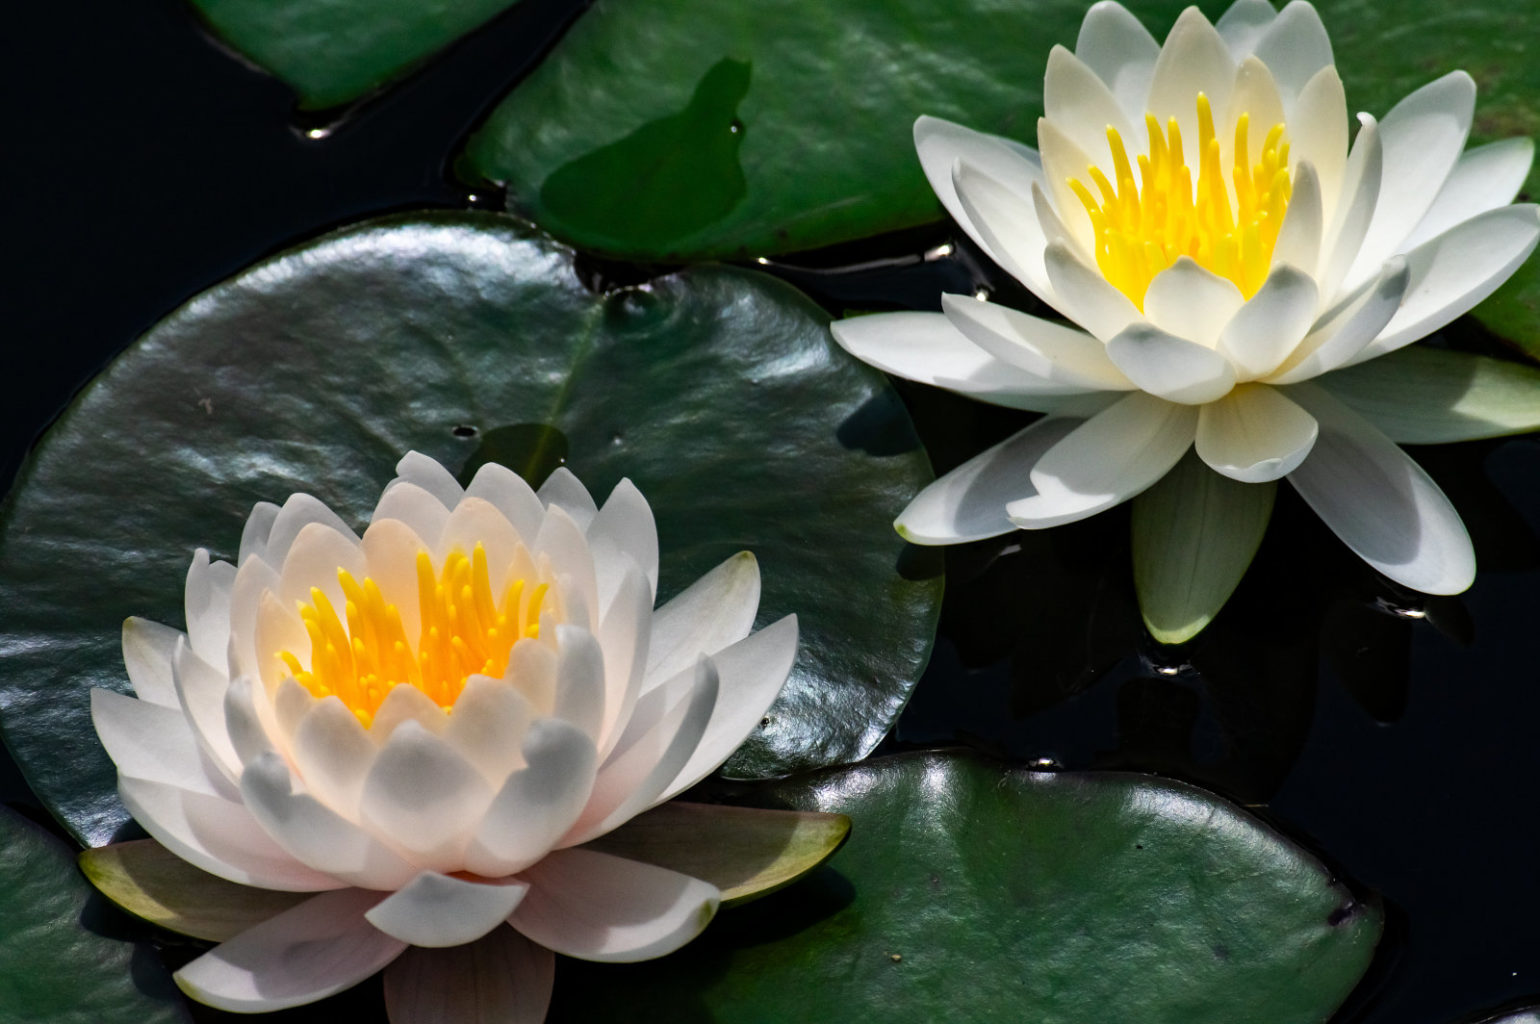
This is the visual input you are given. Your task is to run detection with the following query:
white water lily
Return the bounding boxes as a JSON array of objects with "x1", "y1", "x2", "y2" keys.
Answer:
[
  {"x1": 89, "y1": 452, "x2": 800, "y2": 1020},
  {"x1": 833, "y1": 0, "x2": 1540, "y2": 640}
]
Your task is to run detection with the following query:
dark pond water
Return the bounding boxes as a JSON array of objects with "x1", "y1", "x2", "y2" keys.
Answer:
[{"x1": 4, "y1": 1, "x2": 1539, "y2": 1022}]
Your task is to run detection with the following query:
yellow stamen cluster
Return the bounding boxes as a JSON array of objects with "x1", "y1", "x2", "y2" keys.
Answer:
[
  {"x1": 1069, "y1": 94, "x2": 1292, "y2": 308},
  {"x1": 278, "y1": 544, "x2": 547, "y2": 728}
]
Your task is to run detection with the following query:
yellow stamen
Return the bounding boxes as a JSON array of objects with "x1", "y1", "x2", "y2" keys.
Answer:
[
  {"x1": 1069, "y1": 95, "x2": 1292, "y2": 308},
  {"x1": 275, "y1": 543, "x2": 545, "y2": 726}
]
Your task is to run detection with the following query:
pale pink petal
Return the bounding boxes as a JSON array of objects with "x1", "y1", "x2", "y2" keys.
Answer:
[
  {"x1": 464, "y1": 719, "x2": 599, "y2": 878},
  {"x1": 185, "y1": 549, "x2": 236, "y2": 667},
  {"x1": 443, "y1": 675, "x2": 536, "y2": 785},
  {"x1": 537, "y1": 468, "x2": 599, "y2": 529},
  {"x1": 587, "y1": 478, "x2": 661, "y2": 605},
  {"x1": 646, "y1": 552, "x2": 759, "y2": 688},
  {"x1": 593, "y1": 563, "x2": 652, "y2": 758},
  {"x1": 366, "y1": 873, "x2": 529, "y2": 948},
  {"x1": 464, "y1": 462, "x2": 544, "y2": 543},
  {"x1": 172, "y1": 637, "x2": 241, "y2": 783},
  {"x1": 92, "y1": 688, "x2": 221, "y2": 794},
  {"x1": 121, "y1": 617, "x2": 183, "y2": 708},
  {"x1": 392, "y1": 451, "x2": 465, "y2": 510},
  {"x1": 359, "y1": 720, "x2": 495, "y2": 871}
]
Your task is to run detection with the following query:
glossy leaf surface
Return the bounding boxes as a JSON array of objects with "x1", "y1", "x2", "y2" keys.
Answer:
[
  {"x1": 552, "y1": 751, "x2": 1382, "y2": 1023},
  {"x1": 0, "y1": 213, "x2": 939, "y2": 847}
]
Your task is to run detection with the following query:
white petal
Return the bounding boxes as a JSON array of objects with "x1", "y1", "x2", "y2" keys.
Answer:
[
  {"x1": 359, "y1": 720, "x2": 494, "y2": 870},
  {"x1": 373, "y1": 481, "x2": 450, "y2": 551},
  {"x1": 1218, "y1": 264, "x2": 1320, "y2": 379},
  {"x1": 172, "y1": 637, "x2": 241, "y2": 783},
  {"x1": 939, "y1": 293, "x2": 1132, "y2": 390},
  {"x1": 263, "y1": 494, "x2": 359, "y2": 571},
  {"x1": 951, "y1": 158, "x2": 1075, "y2": 301},
  {"x1": 383, "y1": 927, "x2": 553, "y2": 1024},
  {"x1": 1075, "y1": 0, "x2": 1161, "y2": 121},
  {"x1": 1355, "y1": 204, "x2": 1540, "y2": 359},
  {"x1": 594, "y1": 563, "x2": 652, "y2": 757},
  {"x1": 1273, "y1": 161, "x2": 1324, "y2": 278},
  {"x1": 656, "y1": 615, "x2": 799, "y2": 802},
  {"x1": 1043, "y1": 241, "x2": 1143, "y2": 342},
  {"x1": 1195, "y1": 383, "x2": 1319, "y2": 482},
  {"x1": 895, "y1": 415, "x2": 1090, "y2": 543},
  {"x1": 1343, "y1": 71, "x2": 1476, "y2": 291},
  {"x1": 392, "y1": 451, "x2": 464, "y2": 510},
  {"x1": 511, "y1": 849, "x2": 720, "y2": 963},
  {"x1": 464, "y1": 719, "x2": 600, "y2": 878},
  {"x1": 185, "y1": 549, "x2": 235, "y2": 667},
  {"x1": 360, "y1": 517, "x2": 431, "y2": 643},
  {"x1": 1008, "y1": 392, "x2": 1199, "y2": 528},
  {"x1": 553, "y1": 625, "x2": 607, "y2": 739},
  {"x1": 117, "y1": 774, "x2": 337, "y2": 891},
  {"x1": 1402, "y1": 138, "x2": 1536, "y2": 251},
  {"x1": 227, "y1": 554, "x2": 281, "y2": 681},
  {"x1": 366, "y1": 873, "x2": 529, "y2": 948},
  {"x1": 1214, "y1": 0, "x2": 1278, "y2": 57},
  {"x1": 369, "y1": 678, "x2": 449, "y2": 742},
  {"x1": 1288, "y1": 67, "x2": 1349, "y2": 222},
  {"x1": 1105, "y1": 323, "x2": 1238, "y2": 404},
  {"x1": 1319, "y1": 114, "x2": 1383, "y2": 303},
  {"x1": 587, "y1": 479, "x2": 660, "y2": 606},
  {"x1": 533, "y1": 505, "x2": 599, "y2": 630},
  {"x1": 174, "y1": 889, "x2": 402, "y2": 1013},
  {"x1": 830, "y1": 312, "x2": 1090, "y2": 410},
  {"x1": 238, "y1": 501, "x2": 281, "y2": 566},
  {"x1": 505, "y1": 635, "x2": 559, "y2": 716},
  {"x1": 436, "y1": 496, "x2": 523, "y2": 592},
  {"x1": 1142, "y1": 258, "x2": 1246, "y2": 347},
  {"x1": 1043, "y1": 45, "x2": 1139, "y2": 175},
  {"x1": 92, "y1": 688, "x2": 219, "y2": 794},
  {"x1": 1035, "y1": 117, "x2": 1100, "y2": 253},
  {"x1": 290, "y1": 695, "x2": 379, "y2": 815},
  {"x1": 646, "y1": 552, "x2": 760, "y2": 686},
  {"x1": 1251, "y1": 1, "x2": 1334, "y2": 104},
  {"x1": 1146, "y1": 7, "x2": 1235, "y2": 170},
  {"x1": 563, "y1": 659, "x2": 718, "y2": 847},
  {"x1": 444, "y1": 676, "x2": 535, "y2": 785},
  {"x1": 537, "y1": 468, "x2": 598, "y2": 529},
  {"x1": 242, "y1": 752, "x2": 416, "y2": 889},
  {"x1": 1223, "y1": 57, "x2": 1287, "y2": 170},
  {"x1": 121, "y1": 617, "x2": 183, "y2": 708},
  {"x1": 1268, "y1": 257, "x2": 1410, "y2": 384},
  {"x1": 275, "y1": 520, "x2": 367, "y2": 618},
  {"x1": 223, "y1": 675, "x2": 278, "y2": 765},
  {"x1": 1285, "y1": 382, "x2": 1475, "y2": 593},
  {"x1": 913, "y1": 115, "x2": 1054, "y2": 300},
  {"x1": 464, "y1": 462, "x2": 545, "y2": 543}
]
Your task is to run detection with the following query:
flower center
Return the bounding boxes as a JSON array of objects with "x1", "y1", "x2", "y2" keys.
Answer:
[
  {"x1": 277, "y1": 544, "x2": 547, "y2": 728},
  {"x1": 1069, "y1": 94, "x2": 1291, "y2": 308}
]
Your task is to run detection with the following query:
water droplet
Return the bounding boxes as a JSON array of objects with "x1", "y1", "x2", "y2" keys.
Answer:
[
  {"x1": 729, "y1": 118, "x2": 744, "y2": 134},
  {"x1": 304, "y1": 126, "x2": 332, "y2": 141}
]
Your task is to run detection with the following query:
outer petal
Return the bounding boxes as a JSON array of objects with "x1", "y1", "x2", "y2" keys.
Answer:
[
  {"x1": 939, "y1": 293, "x2": 1133, "y2": 390},
  {"x1": 1267, "y1": 257, "x2": 1410, "y2": 384},
  {"x1": 172, "y1": 637, "x2": 241, "y2": 783},
  {"x1": 1402, "y1": 138, "x2": 1536, "y2": 251},
  {"x1": 184, "y1": 549, "x2": 235, "y2": 667},
  {"x1": 552, "y1": 625, "x2": 607, "y2": 740},
  {"x1": 1351, "y1": 204, "x2": 1540, "y2": 361},
  {"x1": 383, "y1": 927, "x2": 553, "y2": 1024},
  {"x1": 464, "y1": 462, "x2": 544, "y2": 543},
  {"x1": 1195, "y1": 383, "x2": 1319, "y2": 483},
  {"x1": 952, "y1": 159, "x2": 1078, "y2": 299},
  {"x1": 366, "y1": 873, "x2": 530, "y2": 948},
  {"x1": 92, "y1": 688, "x2": 221, "y2": 794},
  {"x1": 1250, "y1": 0, "x2": 1334, "y2": 104},
  {"x1": 532, "y1": 505, "x2": 599, "y2": 630},
  {"x1": 174, "y1": 888, "x2": 402, "y2": 1013},
  {"x1": 1289, "y1": 68, "x2": 1349, "y2": 221},
  {"x1": 238, "y1": 501, "x2": 281, "y2": 566},
  {"x1": 1074, "y1": 0, "x2": 1161, "y2": 121},
  {"x1": 262, "y1": 493, "x2": 358, "y2": 571},
  {"x1": 372, "y1": 481, "x2": 451, "y2": 552},
  {"x1": 464, "y1": 719, "x2": 599, "y2": 878},
  {"x1": 1319, "y1": 114, "x2": 1383, "y2": 303},
  {"x1": 1217, "y1": 265, "x2": 1320, "y2": 380},
  {"x1": 121, "y1": 617, "x2": 183, "y2": 708},
  {"x1": 1105, "y1": 324, "x2": 1238, "y2": 405},
  {"x1": 831, "y1": 312, "x2": 1091, "y2": 410},
  {"x1": 593, "y1": 563, "x2": 652, "y2": 756},
  {"x1": 895, "y1": 415, "x2": 1091, "y2": 544},
  {"x1": 537, "y1": 467, "x2": 599, "y2": 529},
  {"x1": 511, "y1": 848, "x2": 721, "y2": 963},
  {"x1": 1007, "y1": 392, "x2": 1199, "y2": 528},
  {"x1": 646, "y1": 552, "x2": 759, "y2": 686},
  {"x1": 391, "y1": 451, "x2": 465, "y2": 510},
  {"x1": 1285, "y1": 383, "x2": 1475, "y2": 594},
  {"x1": 1213, "y1": 0, "x2": 1277, "y2": 57},
  {"x1": 587, "y1": 479, "x2": 660, "y2": 605}
]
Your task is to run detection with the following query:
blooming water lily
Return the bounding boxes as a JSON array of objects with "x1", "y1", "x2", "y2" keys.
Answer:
[
  {"x1": 86, "y1": 452, "x2": 825, "y2": 1021},
  {"x1": 833, "y1": 0, "x2": 1540, "y2": 641}
]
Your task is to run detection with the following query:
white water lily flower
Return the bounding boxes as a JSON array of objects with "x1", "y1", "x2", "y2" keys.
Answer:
[
  {"x1": 89, "y1": 452, "x2": 799, "y2": 1020},
  {"x1": 833, "y1": 0, "x2": 1540, "y2": 639}
]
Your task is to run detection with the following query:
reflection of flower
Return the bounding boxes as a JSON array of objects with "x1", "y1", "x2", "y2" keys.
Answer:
[
  {"x1": 834, "y1": 0, "x2": 1539, "y2": 623},
  {"x1": 91, "y1": 453, "x2": 798, "y2": 1019}
]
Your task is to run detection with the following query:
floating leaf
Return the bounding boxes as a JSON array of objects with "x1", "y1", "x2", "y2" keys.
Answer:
[
  {"x1": 551, "y1": 751, "x2": 1382, "y2": 1023},
  {"x1": 0, "y1": 213, "x2": 940, "y2": 847},
  {"x1": 0, "y1": 807, "x2": 188, "y2": 1024}
]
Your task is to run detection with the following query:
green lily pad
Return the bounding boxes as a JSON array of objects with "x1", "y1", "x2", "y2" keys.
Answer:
[
  {"x1": 0, "y1": 806, "x2": 188, "y2": 1024},
  {"x1": 185, "y1": 0, "x2": 524, "y2": 110},
  {"x1": 551, "y1": 751, "x2": 1382, "y2": 1023},
  {"x1": 0, "y1": 212, "x2": 940, "y2": 848}
]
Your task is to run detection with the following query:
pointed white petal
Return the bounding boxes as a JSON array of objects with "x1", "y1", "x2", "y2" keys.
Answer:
[
  {"x1": 1289, "y1": 67, "x2": 1349, "y2": 220},
  {"x1": 443, "y1": 676, "x2": 535, "y2": 785},
  {"x1": 1105, "y1": 324, "x2": 1238, "y2": 404},
  {"x1": 1142, "y1": 258, "x2": 1247, "y2": 347},
  {"x1": 594, "y1": 564, "x2": 651, "y2": 757},
  {"x1": 939, "y1": 293, "x2": 1132, "y2": 390},
  {"x1": 1268, "y1": 257, "x2": 1410, "y2": 383},
  {"x1": 1273, "y1": 162, "x2": 1324, "y2": 278},
  {"x1": 263, "y1": 494, "x2": 359, "y2": 571},
  {"x1": 174, "y1": 889, "x2": 402, "y2": 1013},
  {"x1": 359, "y1": 720, "x2": 495, "y2": 870},
  {"x1": 383, "y1": 927, "x2": 553, "y2": 1024},
  {"x1": 1035, "y1": 117, "x2": 1100, "y2": 252},
  {"x1": 1146, "y1": 8, "x2": 1236, "y2": 169},
  {"x1": 951, "y1": 158, "x2": 1072, "y2": 299},
  {"x1": 1218, "y1": 265, "x2": 1320, "y2": 379},
  {"x1": 370, "y1": 681, "x2": 450, "y2": 742},
  {"x1": 1285, "y1": 383, "x2": 1475, "y2": 594},
  {"x1": 172, "y1": 637, "x2": 241, "y2": 782},
  {"x1": 1043, "y1": 241, "x2": 1143, "y2": 342},
  {"x1": 1075, "y1": 1, "x2": 1161, "y2": 120},
  {"x1": 238, "y1": 501, "x2": 281, "y2": 566},
  {"x1": 1223, "y1": 57, "x2": 1286, "y2": 168},
  {"x1": 587, "y1": 479, "x2": 660, "y2": 605},
  {"x1": 185, "y1": 550, "x2": 235, "y2": 667},
  {"x1": 1044, "y1": 45, "x2": 1139, "y2": 173},
  {"x1": 392, "y1": 452, "x2": 464, "y2": 509},
  {"x1": 1403, "y1": 138, "x2": 1536, "y2": 251},
  {"x1": 223, "y1": 675, "x2": 278, "y2": 765},
  {"x1": 464, "y1": 719, "x2": 599, "y2": 878},
  {"x1": 511, "y1": 849, "x2": 720, "y2": 963},
  {"x1": 533, "y1": 505, "x2": 599, "y2": 630},
  {"x1": 367, "y1": 873, "x2": 529, "y2": 948},
  {"x1": 646, "y1": 552, "x2": 759, "y2": 686},
  {"x1": 1008, "y1": 392, "x2": 1199, "y2": 527},
  {"x1": 1214, "y1": 0, "x2": 1277, "y2": 57},
  {"x1": 1195, "y1": 383, "x2": 1319, "y2": 482},
  {"x1": 275, "y1": 520, "x2": 367, "y2": 619},
  {"x1": 464, "y1": 462, "x2": 544, "y2": 543},
  {"x1": 896, "y1": 415, "x2": 1090, "y2": 543},
  {"x1": 92, "y1": 688, "x2": 218, "y2": 793},
  {"x1": 553, "y1": 625, "x2": 607, "y2": 739},
  {"x1": 1251, "y1": 1, "x2": 1334, "y2": 103},
  {"x1": 436, "y1": 496, "x2": 523, "y2": 592},
  {"x1": 121, "y1": 617, "x2": 183, "y2": 707},
  {"x1": 537, "y1": 468, "x2": 598, "y2": 529},
  {"x1": 290, "y1": 695, "x2": 378, "y2": 816},
  {"x1": 1319, "y1": 114, "x2": 1383, "y2": 302},
  {"x1": 359, "y1": 517, "x2": 430, "y2": 643},
  {"x1": 1317, "y1": 346, "x2": 1540, "y2": 444}
]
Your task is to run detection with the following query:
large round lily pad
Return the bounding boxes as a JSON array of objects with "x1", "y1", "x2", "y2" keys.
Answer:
[
  {"x1": 550, "y1": 751, "x2": 1382, "y2": 1023},
  {"x1": 0, "y1": 806, "x2": 188, "y2": 1024},
  {"x1": 0, "y1": 212, "x2": 939, "y2": 847}
]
